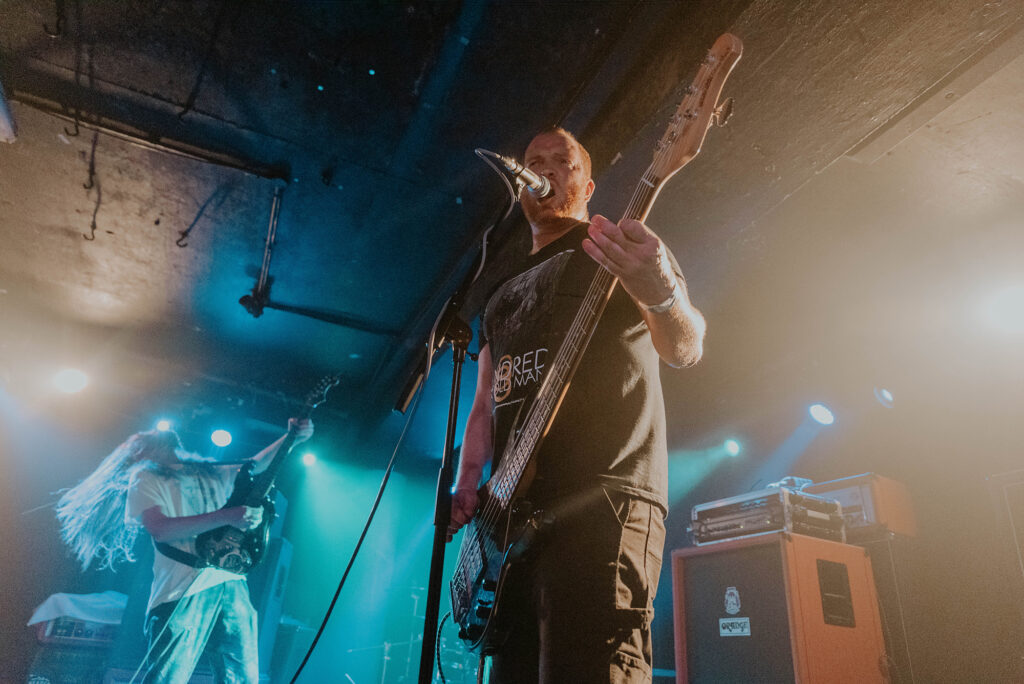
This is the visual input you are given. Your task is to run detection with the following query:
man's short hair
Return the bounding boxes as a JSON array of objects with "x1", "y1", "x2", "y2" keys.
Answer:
[{"x1": 530, "y1": 126, "x2": 592, "y2": 180}]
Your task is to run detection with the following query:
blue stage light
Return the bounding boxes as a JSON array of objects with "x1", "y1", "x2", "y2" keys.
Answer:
[
  {"x1": 302, "y1": 452, "x2": 316, "y2": 466},
  {"x1": 156, "y1": 419, "x2": 172, "y2": 432},
  {"x1": 873, "y1": 387, "x2": 895, "y2": 408},
  {"x1": 53, "y1": 368, "x2": 88, "y2": 394},
  {"x1": 808, "y1": 403, "x2": 835, "y2": 425},
  {"x1": 211, "y1": 429, "x2": 232, "y2": 447},
  {"x1": 724, "y1": 439, "x2": 742, "y2": 456}
]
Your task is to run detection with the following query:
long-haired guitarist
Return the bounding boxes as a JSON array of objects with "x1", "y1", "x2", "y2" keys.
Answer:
[
  {"x1": 448, "y1": 128, "x2": 706, "y2": 683},
  {"x1": 56, "y1": 418, "x2": 313, "y2": 683}
]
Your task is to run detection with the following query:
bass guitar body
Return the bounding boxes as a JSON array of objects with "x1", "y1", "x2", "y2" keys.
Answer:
[{"x1": 451, "y1": 487, "x2": 548, "y2": 652}]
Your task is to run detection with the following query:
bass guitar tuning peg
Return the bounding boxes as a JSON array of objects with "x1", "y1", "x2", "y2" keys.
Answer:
[{"x1": 713, "y1": 97, "x2": 735, "y2": 127}]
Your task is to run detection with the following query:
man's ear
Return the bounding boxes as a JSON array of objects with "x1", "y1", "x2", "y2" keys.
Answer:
[{"x1": 585, "y1": 179, "x2": 596, "y2": 202}]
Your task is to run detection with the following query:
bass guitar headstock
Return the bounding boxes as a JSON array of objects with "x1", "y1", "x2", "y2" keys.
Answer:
[{"x1": 652, "y1": 33, "x2": 743, "y2": 185}]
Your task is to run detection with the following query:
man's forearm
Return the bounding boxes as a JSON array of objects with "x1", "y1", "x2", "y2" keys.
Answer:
[
  {"x1": 142, "y1": 507, "x2": 232, "y2": 543},
  {"x1": 250, "y1": 433, "x2": 288, "y2": 474},
  {"x1": 455, "y1": 409, "x2": 492, "y2": 491},
  {"x1": 456, "y1": 345, "x2": 495, "y2": 492},
  {"x1": 641, "y1": 277, "x2": 706, "y2": 368}
]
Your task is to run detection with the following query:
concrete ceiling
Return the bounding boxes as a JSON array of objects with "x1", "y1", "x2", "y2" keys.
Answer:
[{"x1": 2, "y1": 0, "x2": 1017, "y2": 438}]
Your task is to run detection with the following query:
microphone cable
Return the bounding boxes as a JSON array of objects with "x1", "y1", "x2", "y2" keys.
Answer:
[
  {"x1": 470, "y1": 148, "x2": 519, "y2": 285},
  {"x1": 421, "y1": 145, "x2": 519, "y2": 384}
]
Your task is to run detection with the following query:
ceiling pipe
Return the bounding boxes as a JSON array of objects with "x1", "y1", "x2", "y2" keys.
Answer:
[
  {"x1": 7, "y1": 89, "x2": 289, "y2": 180},
  {"x1": 238, "y1": 186, "x2": 402, "y2": 336}
]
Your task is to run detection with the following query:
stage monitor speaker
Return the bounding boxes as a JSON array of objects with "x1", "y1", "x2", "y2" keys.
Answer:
[
  {"x1": 246, "y1": 536, "x2": 293, "y2": 676},
  {"x1": 270, "y1": 620, "x2": 315, "y2": 684},
  {"x1": 671, "y1": 532, "x2": 887, "y2": 683}
]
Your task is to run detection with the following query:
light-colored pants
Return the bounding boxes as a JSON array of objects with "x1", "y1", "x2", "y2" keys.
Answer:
[{"x1": 142, "y1": 579, "x2": 258, "y2": 684}]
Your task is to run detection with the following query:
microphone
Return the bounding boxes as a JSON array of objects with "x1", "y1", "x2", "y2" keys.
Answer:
[{"x1": 476, "y1": 149, "x2": 553, "y2": 199}]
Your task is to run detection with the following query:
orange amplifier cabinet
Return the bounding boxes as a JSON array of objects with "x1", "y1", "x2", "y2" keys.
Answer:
[
  {"x1": 805, "y1": 473, "x2": 916, "y2": 539},
  {"x1": 672, "y1": 532, "x2": 887, "y2": 683}
]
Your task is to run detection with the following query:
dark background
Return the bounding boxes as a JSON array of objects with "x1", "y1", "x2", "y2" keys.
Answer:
[{"x1": 3, "y1": 1, "x2": 1024, "y2": 681}]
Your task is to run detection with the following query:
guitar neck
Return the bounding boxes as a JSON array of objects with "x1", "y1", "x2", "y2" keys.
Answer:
[
  {"x1": 244, "y1": 434, "x2": 296, "y2": 504},
  {"x1": 243, "y1": 406, "x2": 314, "y2": 505}
]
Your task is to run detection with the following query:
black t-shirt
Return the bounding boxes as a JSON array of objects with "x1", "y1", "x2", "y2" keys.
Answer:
[{"x1": 481, "y1": 223, "x2": 679, "y2": 514}]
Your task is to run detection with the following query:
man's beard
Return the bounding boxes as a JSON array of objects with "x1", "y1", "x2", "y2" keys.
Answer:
[{"x1": 522, "y1": 180, "x2": 588, "y2": 225}]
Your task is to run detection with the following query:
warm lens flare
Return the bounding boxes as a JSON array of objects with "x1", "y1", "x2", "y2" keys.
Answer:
[{"x1": 52, "y1": 368, "x2": 88, "y2": 394}]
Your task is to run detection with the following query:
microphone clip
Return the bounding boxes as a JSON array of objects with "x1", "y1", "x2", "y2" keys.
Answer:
[{"x1": 476, "y1": 148, "x2": 553, "y2": 199}]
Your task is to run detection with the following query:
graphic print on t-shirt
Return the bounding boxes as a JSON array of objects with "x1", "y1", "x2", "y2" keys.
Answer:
[
  {"x1": 485, "y1": 249, "x2": 579, "y2": 461},
  {"x1": 486, "y1": 250, "x2": 573, "y2": 400},
  {"x1": 493, "y1": 347, "x2": 548, "y2": 403}
]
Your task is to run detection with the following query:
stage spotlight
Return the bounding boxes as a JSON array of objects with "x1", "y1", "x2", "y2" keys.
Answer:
[
  {"x1": 53, "y1": 368, "x2": 88, "y2": 394},
  {"x1": 302, "y1": 452, "x2": 316, "y2": 467},
  {"x1": 724, "y1": 439, "x2": 742, "y2": 456},
  {"x1": 211, "y1": 429, "x2": 232, "y2": 447},
  {"x1": 986, "y1": 284, "x2": 1024, "y2": 333},
  {"x1": 808, "y1": 403, "x2": 835, "y2": 425},
  {"x1": 873, "y1": 387, "x2": 895, "y2": 408},
  {"x1": 156, "y1": 419, "x2": 172, "y2": 432}
]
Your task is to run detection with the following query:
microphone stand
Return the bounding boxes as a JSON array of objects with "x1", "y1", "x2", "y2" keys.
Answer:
[{"x1": 418, "y1": 303, "x2": 473, "y2": 684}]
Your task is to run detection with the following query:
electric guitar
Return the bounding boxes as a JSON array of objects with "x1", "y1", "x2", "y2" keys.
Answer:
[
  {"x1": 449, "y1": 33, "x2": 744, "y2": 653},
  {"x1": 194, "y1": 374, "x2": 341, "y2": 573}
]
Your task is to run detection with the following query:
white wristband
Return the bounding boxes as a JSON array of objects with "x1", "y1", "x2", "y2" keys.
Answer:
[{"x1": 639, "y1": 281, "x2": 682, "y2": 314}]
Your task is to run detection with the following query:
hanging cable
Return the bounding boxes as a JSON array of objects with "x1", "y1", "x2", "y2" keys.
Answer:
[
  {"x1": 287, "y1": 381, "x2": 426, "y2": 684},
  {"x1": 435, "y1": 611, "x2": 452, "y2": 684},
  {"x1": 471, "y1": 148, "x2": 519, "y2": 284}
]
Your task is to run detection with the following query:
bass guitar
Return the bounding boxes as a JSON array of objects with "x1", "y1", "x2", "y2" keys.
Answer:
[
  {"x1": 449, "y1": 33, "x2": 743, "y2": 653},
  {"x1": 193, "y1": 374, "x2": 341, "y2": 573}
]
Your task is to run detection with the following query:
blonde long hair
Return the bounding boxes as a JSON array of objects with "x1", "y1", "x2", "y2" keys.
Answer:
[{"x1": 55, "y1": 429, "x2": 185, "y2": 571}]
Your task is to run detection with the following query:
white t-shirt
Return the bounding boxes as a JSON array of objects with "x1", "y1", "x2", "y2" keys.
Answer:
[{"x1": 126, "y1": 464, "x2": 245, "y2": 612}]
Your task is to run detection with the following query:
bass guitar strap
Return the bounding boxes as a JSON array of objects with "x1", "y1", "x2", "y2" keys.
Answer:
[{"x1": 153, "y1": 540, "x2": 209, "y2": 569}]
